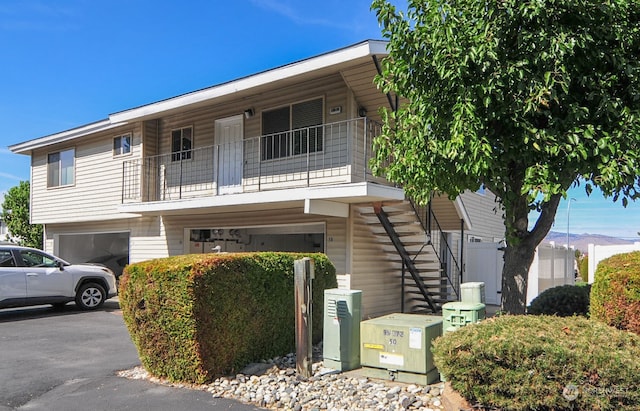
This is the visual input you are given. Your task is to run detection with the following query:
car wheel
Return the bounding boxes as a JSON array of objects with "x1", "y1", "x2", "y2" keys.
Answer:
[{"x1": 75, "y1": 283, "x2": 106, "y2": 310}]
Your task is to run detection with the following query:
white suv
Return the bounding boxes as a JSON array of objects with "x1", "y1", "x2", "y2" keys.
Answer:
[{"x1": 0, "y1": 245, "x2": 117, "y2": 310}]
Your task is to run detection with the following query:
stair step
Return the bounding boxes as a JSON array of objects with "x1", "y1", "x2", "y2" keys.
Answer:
[{"x1": 360, "y1": 210, "x2": 414, "y2": 218}]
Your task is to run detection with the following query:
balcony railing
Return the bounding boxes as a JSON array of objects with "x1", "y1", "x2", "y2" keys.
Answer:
[{"x1": 122, "y1": 118, "x2": 384, "y2": 203}]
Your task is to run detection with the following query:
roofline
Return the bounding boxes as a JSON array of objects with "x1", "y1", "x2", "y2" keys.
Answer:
[
  {"x1": 9, "y1": 40, "x2": 388, "y2": 155},
  {"x1": 9, "y1": 120, "x2": 128, "y2": 155}
]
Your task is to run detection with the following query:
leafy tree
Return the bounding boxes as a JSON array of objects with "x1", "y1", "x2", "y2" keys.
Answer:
[
  {"x1": 1, "y1": 181, "x2": 43, "y2": 248},
  {"x1": 371, "y1": 0, "x2": 640, "y2": 313}
]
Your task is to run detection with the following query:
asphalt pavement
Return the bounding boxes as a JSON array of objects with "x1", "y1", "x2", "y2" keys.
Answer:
[{"x1": 0, "y1": 299, "x2": 261, "y2": 411}]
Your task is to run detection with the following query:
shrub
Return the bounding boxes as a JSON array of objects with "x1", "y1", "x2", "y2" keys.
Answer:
[
  {"x1": 119, "y1": 252, "x2": 336, "y2": 383},
  {"x1": 578, "y1": 255, "x2": 589, "y2": 282},
  {"x1": 591, "y1": 251, "x2": 640, "y2": 335},
  {"x1": 432, "y1": 315, "x2": 640, "y2": 411},
  {"x1": 527, "y1": 284, "x2": 590, "y2": 316}
]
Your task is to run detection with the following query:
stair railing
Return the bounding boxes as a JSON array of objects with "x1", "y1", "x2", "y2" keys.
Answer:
[
  {"x1": 409, "y1": 198, "x2": 461, "y2": 300},
  {"x1": 373, "y1": 203, "x2": 438, "y2": 313}
]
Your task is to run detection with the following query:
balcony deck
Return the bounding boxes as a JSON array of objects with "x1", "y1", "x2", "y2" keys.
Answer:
[{"x1": 122, "y1": 118, "x2": 389, "y2": 205}]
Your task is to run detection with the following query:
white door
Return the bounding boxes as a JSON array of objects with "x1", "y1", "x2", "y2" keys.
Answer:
[
  {"x1": 215, "y1": 115, "x2": 243, "y2": 194},
  {"x1": 464, "y1": 242, "x2": 504, "y2": 305}
]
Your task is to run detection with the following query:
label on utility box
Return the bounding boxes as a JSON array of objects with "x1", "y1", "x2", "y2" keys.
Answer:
[
  {"x1": 379, "y1": 352, "x2": 404, "y2": 367},
  {"x1": 409, "y1": 327, "x2": 422, "y2": 349}
]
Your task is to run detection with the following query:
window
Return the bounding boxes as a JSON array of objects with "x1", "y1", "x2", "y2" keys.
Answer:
[
  {"x1": 47, "y1": 148, "x2": 75, "y2": 187},
  {"x1": 0, "y1": 250, "x2": 16, "y2": 267},
  {"x1": 172, "y1": 127, "x2": 193, "y2": 161},
  {"x1": 113, "y1": 134, "x2": 131, "y2": 156},
  {"x1": 19, "y1": 250, "x2": 58, "y2": 268},
  {"x1": 261, "y1": 98, "x2": 323, "y2": 160}
]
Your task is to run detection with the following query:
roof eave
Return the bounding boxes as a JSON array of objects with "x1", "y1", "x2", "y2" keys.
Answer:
[
  {"x1": 9, "y1": 120, "x2": 128, "y2": 155},
  {"x1": 109, "y1": 40, "x2": 388, "y2": 123},
  {"x1": 9, "y1": 39, "x2": 388, "y2": 154}
]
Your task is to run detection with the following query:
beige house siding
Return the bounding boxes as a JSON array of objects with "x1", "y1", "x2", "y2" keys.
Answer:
[
  {"x1": 31, "y1": 73, "x2": 362, "y2": 226},
  {"x1": 460, "y1": 190, "x2": 505, "y2": 241},
  {"x1": 156, "y1": 74, "x2": 350, "y2": 152},
  {"x1": 348, "y1": 204, "x2": 402, "y2": 319},
  {"x1": 31, "y1": 123, "x2": 143, "y2": 224}
]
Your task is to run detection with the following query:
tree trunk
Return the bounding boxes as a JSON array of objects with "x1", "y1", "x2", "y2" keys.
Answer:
[
  {"x1": 501, "y1": 242, "x2": 538, "y2": 314},
  {"x1": 500, "y1": 193, "x2": 562, "y2": 314}
]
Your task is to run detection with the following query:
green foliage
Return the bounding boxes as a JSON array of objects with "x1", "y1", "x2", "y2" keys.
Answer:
[
  {"x1": 433, "y1": 315, "x2": 640, "y2": 410},
  {"x1": 578, "y1": 255, "x2": 589, "y2": 282},
  {"x1": 591, "y1": 251, "x2": 640, "y2": 335},
  {"x1": 527, "y1": 284, "x2": 590, "y2": 317},
  {"x1": 371, "y1": 0, "x2": 640, "y2": 312},
  {"x1": 119, "y1": 252, "x2": 336, "y2": 383},
  {"x1": 1, "y1": 181, "x2": 43, "y2": 248}
]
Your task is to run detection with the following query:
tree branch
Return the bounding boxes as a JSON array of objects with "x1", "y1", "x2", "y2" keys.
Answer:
[{"x1": 527, "y1": 193, "x2": 562, "y2": 247}]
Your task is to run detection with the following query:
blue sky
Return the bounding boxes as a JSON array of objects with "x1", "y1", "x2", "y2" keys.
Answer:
[{"x1": 1, "y1": 0, "x2": 639, "y2": 240}]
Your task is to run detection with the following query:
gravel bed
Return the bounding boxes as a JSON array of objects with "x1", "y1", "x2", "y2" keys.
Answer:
[{"x1": 118, "y1": 347, "x2": 445, "y2": 411}]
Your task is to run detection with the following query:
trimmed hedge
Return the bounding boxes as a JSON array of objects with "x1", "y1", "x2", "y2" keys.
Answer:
[
  {"x1": 433, "y1": 315, "x2": 640, "y2": 410},
  {"x1": 527, "y1": 283, "x2": 591, "y2": 317},
  {"x1": 119, "y1": 252, "x2": 336, "y2": 383},
  {"x1": 591, "y1": 251, "x2": 640, "y2": 335}
]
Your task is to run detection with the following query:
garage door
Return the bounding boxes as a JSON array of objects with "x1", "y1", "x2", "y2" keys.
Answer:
[
  {"x1": 187, "y1": 224, "x2": 324, "y2": 254},
  {"x1": 57, "y1": 232, "x2": 129, "y2": 277}
]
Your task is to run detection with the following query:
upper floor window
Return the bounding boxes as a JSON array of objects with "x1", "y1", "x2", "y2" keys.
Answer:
[
  {"x1": 171, "y1": 127, "x2": 192, "y2": 161},
  {"x1": 113, "y1": 134, "x2": 131, "y2": 156},
  {"x1": 47, "y1": 148, "x2": 75, "y2": 188},
  {"x1": 261, "y1": 98, "x2": 323, "y2": 160}
]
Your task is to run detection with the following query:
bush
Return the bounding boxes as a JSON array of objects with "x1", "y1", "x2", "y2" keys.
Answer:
[
  {"x1": 578, "y1": 255, "x2": 589, "y2": 282},
  {"x1": 119, "y1": 252, "x2": 337, "y2": 383},
  {"x1": 591, "y1": 251, "x2": 640, "y2": 335},
  {"x1": 527, "y1": 284, "x2": 590, "y2": 316},
  {"x1": 432, "y1": 315, "x2": 640, "y2": 410}
]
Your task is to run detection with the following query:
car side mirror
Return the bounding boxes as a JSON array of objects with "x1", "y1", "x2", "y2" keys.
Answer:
[{"x1": 57, "y1": 261, "x2": 65, "y2": 271}]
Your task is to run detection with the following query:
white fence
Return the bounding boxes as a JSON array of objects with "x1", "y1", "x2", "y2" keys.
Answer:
[
  {"x1": 465, "y1": 241, "x2": 575, "y2": 306},
  {"x1": 527, "y1": 242, "x2": 575, "y2": 305},
  {"x1": 587, "y1": 242, "x2": 640, "y2": 283}
]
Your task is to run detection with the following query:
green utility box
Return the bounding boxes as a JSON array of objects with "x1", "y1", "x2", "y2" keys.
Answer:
[
  {"x1": 460, "y1": 282, "x2": 486, "y2": 304},
  {"x1": 360, "y1": 313, "x2": 442, "y2": 384},
  {"x1": 322, "y1": 289, "x2": 362, "y2": 371},
  {"x1": 442, "y1": 301, "x2": 486, "y2": 333}
]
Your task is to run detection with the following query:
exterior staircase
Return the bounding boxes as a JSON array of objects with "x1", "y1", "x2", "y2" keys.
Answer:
[{"x1": 357, "y1": 200, "x2": 460, "y2": 313}]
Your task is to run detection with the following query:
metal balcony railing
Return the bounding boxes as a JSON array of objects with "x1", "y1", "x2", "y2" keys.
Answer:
[{"x1": 122, "y1": 118, "x2": 384, "y2": 203}]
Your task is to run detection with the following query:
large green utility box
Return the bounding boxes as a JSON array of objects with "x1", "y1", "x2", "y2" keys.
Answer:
[
  {"x1": 442, "y1": 301, "x2": 486, "y2": 333},
  {"x1": 360, "y1": 313, "x2": 442, "y2": 384},
  {"x1": 322, "y1": 289, "x2": 362, "y2": 371}
]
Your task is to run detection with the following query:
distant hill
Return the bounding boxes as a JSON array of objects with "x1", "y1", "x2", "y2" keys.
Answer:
[{"x1": 543, "y1": 231, "x2": 634, "y2": 253}]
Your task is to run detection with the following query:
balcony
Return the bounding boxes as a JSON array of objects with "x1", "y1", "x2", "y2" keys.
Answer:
[{"x1": 122, "y1": 118, "x2": 387, "y2": 204}]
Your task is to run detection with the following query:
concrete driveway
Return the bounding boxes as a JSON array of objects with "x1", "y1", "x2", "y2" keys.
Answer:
[{"x1": 0, "y1": 299, "x2": 261, "y2": 411}]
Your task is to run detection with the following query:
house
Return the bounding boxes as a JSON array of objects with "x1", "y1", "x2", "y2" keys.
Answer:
[{"x1": 9, "y1": 40, "x2": 504, "y2": 318}]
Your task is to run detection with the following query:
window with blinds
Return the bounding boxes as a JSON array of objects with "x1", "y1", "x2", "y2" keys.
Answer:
[{"x1": 261, "y1": 98, "x2": 324, "y2": 160}]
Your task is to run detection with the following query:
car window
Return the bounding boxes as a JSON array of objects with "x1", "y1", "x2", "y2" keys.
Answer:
[
  {"x1": 19, "y1": 250, "x2": 59, "y2": 268},
  {"x1": 0, "y1": 250, "x2": 16, "y2": 267}
]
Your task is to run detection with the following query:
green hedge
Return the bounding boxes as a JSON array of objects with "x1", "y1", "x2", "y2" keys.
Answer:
[
  {"x1": 119, "y1": 252, "x2": 337, "y2": 383},
  {"x1": 527, "y1": 284, "x2": 591, "y2": 317},
  {"x1": 433, "y1": 315, "x2": 640, "y2": 410},
  {"x1": 591, "y1": 251, "x2": 640, "y2": 335}
]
